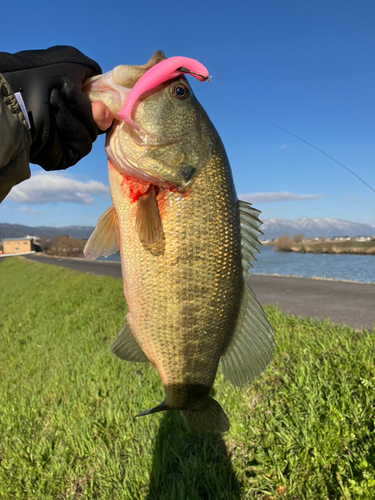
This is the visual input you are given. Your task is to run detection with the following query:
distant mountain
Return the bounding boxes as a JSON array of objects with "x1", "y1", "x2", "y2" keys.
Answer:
[
  {"x1": 0, "y1": 223, "x2": 95, "y2": 240},
  {"x1": 260, "y1": 218, "x2": 375, "y2": 240},
  {"x1": 1, "y1": 218, "x2": 374, "y2": 242}
]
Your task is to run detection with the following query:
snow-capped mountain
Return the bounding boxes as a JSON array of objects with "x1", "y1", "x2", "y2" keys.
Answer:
[
  {"x1": 1, "y1": 219, "x2": 374, "y2": 242},
  {"x1": 260, "y1": 218, "x2": 375, "y2": 240}
]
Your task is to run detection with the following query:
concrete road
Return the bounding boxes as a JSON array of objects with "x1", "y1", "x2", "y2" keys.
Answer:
[
  {"x1": 24, "y1": 253, "x2": 123, "y2": 279},
  {"x1": 248, "y1": 274, "x2": 374, "y2": 331},
  {"x1": 22, "y1": 254, "x2": 375, "y2": 331}
]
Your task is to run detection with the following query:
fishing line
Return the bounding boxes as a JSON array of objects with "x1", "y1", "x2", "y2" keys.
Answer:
[{"x1": 210, "y1": 80, "x2": 375, "y2": 194}]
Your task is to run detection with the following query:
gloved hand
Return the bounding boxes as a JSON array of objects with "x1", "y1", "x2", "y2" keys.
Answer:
[{"x1": 0, "y1": 46, "x2": 103, "y2": 171}]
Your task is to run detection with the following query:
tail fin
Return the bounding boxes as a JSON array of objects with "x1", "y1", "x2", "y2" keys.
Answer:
[{"x1": 180, "y1": 397, "x2": 229, "y2": 433}]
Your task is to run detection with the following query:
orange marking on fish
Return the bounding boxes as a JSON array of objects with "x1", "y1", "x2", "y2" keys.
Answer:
[{"x1": 120, "y1": 176, "x2": 152, "y2": 203}]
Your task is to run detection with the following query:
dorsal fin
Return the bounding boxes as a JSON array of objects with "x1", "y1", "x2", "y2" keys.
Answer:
[
  {"x1": 238, "y1": 200, "x2": 263, "y2": 278},
  {"x1": 220, "y1": 283, "x2": 274, "y2": 386},
  {"x1": 219, "y1": 200, "x2": 274, "y2": 386},
  {"x1": 84, "y1": 205, "x2": 119, "y2": 260}
]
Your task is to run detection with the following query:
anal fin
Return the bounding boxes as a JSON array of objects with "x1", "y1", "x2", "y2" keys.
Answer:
[
  {"x1": 135, "y1": 185, "x2": 161, "y2": 244},
  {"x1": 110, "y1": 318, "x2": 148, "y2": 362}
]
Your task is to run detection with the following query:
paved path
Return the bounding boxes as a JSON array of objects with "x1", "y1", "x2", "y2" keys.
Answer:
[
  {"x1": 22, "y1": 254, "x2": 375, "y2": 331},
  {"x1": 23, "y1": 253, "x2": 123, "y2": 279},
  {"x1": 248, "y1": 274, "x2": 374, "y2": 331}
]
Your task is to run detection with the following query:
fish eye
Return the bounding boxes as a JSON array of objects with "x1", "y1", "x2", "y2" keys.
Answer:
[{"x1": 171, "y1": 82, "x2": 190, "y2": 100}]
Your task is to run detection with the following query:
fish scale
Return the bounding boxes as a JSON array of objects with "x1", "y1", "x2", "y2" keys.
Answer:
[
  {"x1": 108, "y1": 137, "x2": 243, "y2": 409},
  {"x1": 84, "y1": 51, "x2": 274, "y2": 432}
]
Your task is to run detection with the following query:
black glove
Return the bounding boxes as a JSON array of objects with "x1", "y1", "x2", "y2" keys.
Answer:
[{"x1": 0, "y1": 46, "x2": 102, "y2": 171}]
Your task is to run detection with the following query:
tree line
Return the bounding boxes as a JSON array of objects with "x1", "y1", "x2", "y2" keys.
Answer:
[{"x1": 39, "y1": 235, "x2": 86, "y2": 257}]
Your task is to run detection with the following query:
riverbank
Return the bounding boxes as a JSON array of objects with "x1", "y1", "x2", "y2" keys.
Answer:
[
  {"x1": 270, "y1": 239, "x2": 375, "y2": 255},
  {"x1": 19, "y1": 253, "x2": 375, "y2": 330},
  {"x1": 1, "y1": 257, "x2": 375, "y2": 499}
]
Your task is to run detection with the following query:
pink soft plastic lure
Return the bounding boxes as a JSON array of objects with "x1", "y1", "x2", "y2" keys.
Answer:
[{"x1": 117, "y1": 56, "x2": 210, "y2": 131}]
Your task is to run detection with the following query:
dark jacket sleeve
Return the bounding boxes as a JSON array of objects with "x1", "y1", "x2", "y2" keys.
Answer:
[{"x1": 0, "y1": 74, "x2": 31, "y2": 202}]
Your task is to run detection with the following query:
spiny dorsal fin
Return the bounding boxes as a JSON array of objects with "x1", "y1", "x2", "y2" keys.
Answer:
[
  {"x1": 135, "y1": 185, "x2": 161, "y2": 244},
  {"x1": 238, "y1": 199, "x2": 263, "y2": 278},
  {"x1": 110, "y1": 318, "x2": 148, "y2": 362},
  {"x1": 84, "y1": 205, "x2": 119, "y2": 260},
  {"x1": 220, "y1": 282, "x2": 274, "y2": 386}
]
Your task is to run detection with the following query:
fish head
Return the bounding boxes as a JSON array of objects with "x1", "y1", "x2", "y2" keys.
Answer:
[
  {"x1": 83, "y1": 52, "x2": 212, "y2": 190},
  {"x1": 124, "y1": 75, "x2": 212, "y2": 188}
]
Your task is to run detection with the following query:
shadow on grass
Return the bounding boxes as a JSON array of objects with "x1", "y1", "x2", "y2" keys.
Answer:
[{"x1": 145, "y1": 411, "x2": 242, "y2": 500}]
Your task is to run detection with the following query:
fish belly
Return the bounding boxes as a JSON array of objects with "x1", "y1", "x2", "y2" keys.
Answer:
[{"x1": 108, "y1": 154, "x2": 243, "y2": 410}]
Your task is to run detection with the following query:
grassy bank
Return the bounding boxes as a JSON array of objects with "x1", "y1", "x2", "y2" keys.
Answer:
[{"x1": 1, "y1": 257, "x2": 374, "y2": 499}]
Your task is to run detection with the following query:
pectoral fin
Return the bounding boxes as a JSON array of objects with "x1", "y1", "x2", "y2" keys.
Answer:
[
  {"x1": 110, "y1": 318, "x2": 148, "y2": 362},
  {"x1": 135, "y1": 185, "x2": 162, "y2": 244},
  {"x1": 84, "y1": 205, "x2": 119, "y2": 260}
]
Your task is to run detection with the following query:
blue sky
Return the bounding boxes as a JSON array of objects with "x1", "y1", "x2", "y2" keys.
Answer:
[{"x1": 1, "y1": 0, "x2": 374, "y2": 228}]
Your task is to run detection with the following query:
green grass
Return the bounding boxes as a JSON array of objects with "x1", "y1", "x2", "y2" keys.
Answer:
[{"x1": 0, "y1": 257, "x2": 374, "y2": 499}]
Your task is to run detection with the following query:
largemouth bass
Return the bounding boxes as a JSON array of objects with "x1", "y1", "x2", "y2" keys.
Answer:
[{"x1": 83, "y1": 51, "x2": 274, "y2": 433}]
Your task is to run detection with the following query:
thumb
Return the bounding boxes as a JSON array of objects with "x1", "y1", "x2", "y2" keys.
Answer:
[{"x1": 92, "y1": 101, "x2": 113, "y2": 131}]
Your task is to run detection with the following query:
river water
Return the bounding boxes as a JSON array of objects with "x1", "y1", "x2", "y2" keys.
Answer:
[
  {"x1": 97, "y1": 245, "x2": 375, "y2": 284},
  {"x1": 250, "y1": 245, "x2": 375, "y2": 283}
]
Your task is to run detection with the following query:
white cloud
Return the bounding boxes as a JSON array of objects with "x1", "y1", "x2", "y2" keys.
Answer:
[
  {"x1": 280, "y1": 144, "x2": 288, "y2": 149},
  {"x1": 346, "y1": 195, "x2": 367, "y2": 204},
  {"x1": 239, "y1": 192, "x2": 324, "y2": 204},
  {"x1": 2, "y1": 205, "x2": 7, "y2": 209},
  {"x1": 8, "y1": 173, "x2": 109, "y2": 205},
  {"x1": 17, "y1": 206, "x2": 39, "y2": 214}
]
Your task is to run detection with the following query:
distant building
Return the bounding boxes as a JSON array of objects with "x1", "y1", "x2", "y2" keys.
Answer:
[
  {"x1": 2, "y1": 236, "x2": 40, "y2": 255},
  {"x1": 352, "y1": 236, "x2": 371, "y2": 242},
  {"x1": 332, "y1": 236, "x2": 351, "y2": 241}
]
